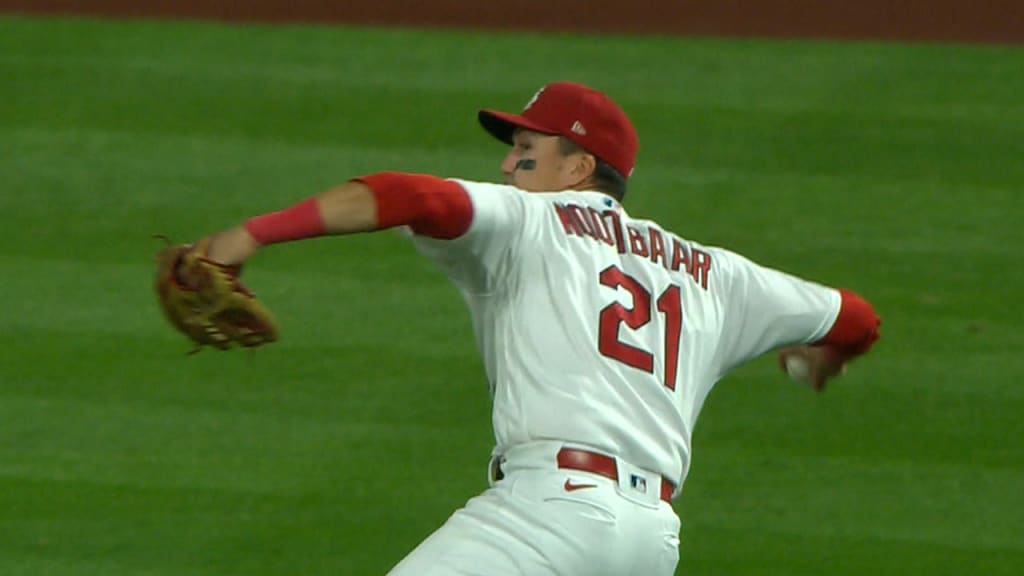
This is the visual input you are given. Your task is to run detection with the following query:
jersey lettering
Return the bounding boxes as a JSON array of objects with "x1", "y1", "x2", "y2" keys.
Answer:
[
  {"x1": 587, "y1": 207, "x2": 615, "y2": 246},
  {"x1": 670, "y1": 239, "x2": 689, "y2": 275},
  {"x1": 553, "y1": 202, "x2": 713, "y2": 291},
  {"x1": 649, "y1": 228, "x2": 666, "y2": 268},
  {"x1": 690, "y1": 248, "x2": 711, "y2": 290},
  {"x1": 627, "y1": 226, "x2": 648, "y2": 257},
  {"x1": 600, "y1": 209, "x2": 626, "y2": 253}
]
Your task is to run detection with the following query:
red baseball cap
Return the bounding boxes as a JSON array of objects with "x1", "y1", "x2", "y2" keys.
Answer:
[{"x1": 478, "y1": 82, "x2": 639, "y2": 178}]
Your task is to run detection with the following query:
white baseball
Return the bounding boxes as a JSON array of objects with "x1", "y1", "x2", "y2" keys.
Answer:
[{"x1": 784, "y1": 355, "x2": 813, "y2": 385}]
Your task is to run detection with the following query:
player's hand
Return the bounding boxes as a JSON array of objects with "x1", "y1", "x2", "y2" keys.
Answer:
[
  {"x1": 206, "y1": 226, "x2": 261, "y2": 266},
  {"x1": 777, "y1": 345, "x2": 846, "y2": 392}
]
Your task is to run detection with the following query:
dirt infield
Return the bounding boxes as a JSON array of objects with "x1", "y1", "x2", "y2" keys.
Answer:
[{"x1": 1, "y1": 0, "x2": 1021, "y2": 44}]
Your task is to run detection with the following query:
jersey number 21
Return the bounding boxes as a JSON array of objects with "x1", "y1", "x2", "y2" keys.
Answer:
[{"x1": 597, "y1": 265, "x2": 682, "y2": 391}]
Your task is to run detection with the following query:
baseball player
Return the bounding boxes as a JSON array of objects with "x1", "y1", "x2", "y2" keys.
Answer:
[{"x1": 187, "y1": 81, "x2": 881, "y2": 575}]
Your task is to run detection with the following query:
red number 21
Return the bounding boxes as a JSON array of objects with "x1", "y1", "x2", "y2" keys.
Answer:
[{"x1": 598, "y1": 265, "x2": 682, "y2": 391}]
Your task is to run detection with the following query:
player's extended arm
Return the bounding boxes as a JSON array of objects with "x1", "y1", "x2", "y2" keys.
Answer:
[
  {"x1": 205, "y1": 173, "x2": 472, "y2": 265},
  {"x1": 778, "y1": 289, "x2": 881, "y2": 392}
]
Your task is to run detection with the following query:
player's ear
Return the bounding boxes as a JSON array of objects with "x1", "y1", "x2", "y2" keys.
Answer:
[{"x1": 571, "y1": 152, "x2": 597, "y2": 183}]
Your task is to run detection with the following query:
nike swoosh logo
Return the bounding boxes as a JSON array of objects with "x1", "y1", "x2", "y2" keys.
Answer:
[{"x1": 564, "y1": 479, "x2": 598, "y2": 492}]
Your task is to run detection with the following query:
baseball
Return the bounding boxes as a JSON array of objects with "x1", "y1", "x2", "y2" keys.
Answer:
[{"x1": 784, "y1": 355, "x2": 813, "y2": 385}]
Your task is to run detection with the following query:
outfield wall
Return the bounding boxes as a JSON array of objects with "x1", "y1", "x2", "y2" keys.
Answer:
[{"x1": 1, "y1": 0, "x2": 1021, "y2": 44}]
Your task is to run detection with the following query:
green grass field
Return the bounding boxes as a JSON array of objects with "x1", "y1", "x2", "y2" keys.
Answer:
[{"x1": 1, "y1": 15, "x2": 1022, "y2": 575}]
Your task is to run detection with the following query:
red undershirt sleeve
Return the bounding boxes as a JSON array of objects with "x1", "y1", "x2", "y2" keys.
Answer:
[
  {"x1": 818, "y1": 288, "x2": 882, "y2": 360},
  {"x1": 354, "y1": 172, "x2": 474, "y2": 240},
  {"x1": 244, "y1": 197, "x2": 326, "y2": 245}
]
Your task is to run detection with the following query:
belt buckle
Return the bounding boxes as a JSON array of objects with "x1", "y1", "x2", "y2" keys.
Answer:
[{"x1": 614, "y1": 458, "x2": 662, "y2": 508}]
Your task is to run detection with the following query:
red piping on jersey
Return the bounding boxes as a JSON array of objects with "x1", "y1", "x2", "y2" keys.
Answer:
[
  {"x1": 819, "y1": 288, "x2": 881, "y2": 360},
  {"x1": 356, "y1": 172, "x2": 473, "y2": 239}
]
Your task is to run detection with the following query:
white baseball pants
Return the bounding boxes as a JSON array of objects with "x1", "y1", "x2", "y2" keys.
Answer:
[{"x1": 387, "y1": 442, "x2": 681, "y2": 575}]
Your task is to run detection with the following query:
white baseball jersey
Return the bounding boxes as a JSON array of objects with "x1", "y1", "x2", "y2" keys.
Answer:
[{"x1": 408, "y1": 180, "x2": 840, "y2": 490}]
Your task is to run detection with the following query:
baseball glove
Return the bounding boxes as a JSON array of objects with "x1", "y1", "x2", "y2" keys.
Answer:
[{"x1": 153, "y1": 235, "x2": 278, "y2": 353}]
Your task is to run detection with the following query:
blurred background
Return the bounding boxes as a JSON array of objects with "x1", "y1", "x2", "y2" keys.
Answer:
[{"x1": 1, "y1": 1, "x2": 1021, "y2": 575}]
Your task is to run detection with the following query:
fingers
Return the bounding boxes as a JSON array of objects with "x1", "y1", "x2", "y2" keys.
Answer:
[
  {"x1": 777, "y1": 346, "x2": 800, "y2": 372},
  {"x1": 778, "y1": 345, "x2": 847, "y2": 392},
  {"x1": 810, "y1": 363, "x2": 828, "y2": 392}
]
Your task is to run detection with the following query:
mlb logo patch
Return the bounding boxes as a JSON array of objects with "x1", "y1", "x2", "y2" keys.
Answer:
[{"x1": 630, "y1": 474, "x2": 648, "y2": 493}]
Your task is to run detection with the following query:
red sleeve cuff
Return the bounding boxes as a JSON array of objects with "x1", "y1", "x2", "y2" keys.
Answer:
[
  {"x1": 355, "y1": 172, "x2": 473, "y2": 240},
  {"x1": 819, "y1": 288, "x2": 881, "y2": 359},
  {"x1": 243, "y1": 197, "x2": 326, "y2": 245}
]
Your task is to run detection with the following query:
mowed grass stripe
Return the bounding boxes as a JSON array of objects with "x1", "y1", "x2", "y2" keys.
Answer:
[
  {"x1": 3, "y1": 69, "x2": 1021, "y2": 189},
  {"x1": 2, "y1": 17, "x2": 1022, "y2": 110},
  {"x1": 680, "y1": 449, "x2": 1024, "y2": 548},
  {"x1": 0, "y1": 393, "x2": 485, "y2": 492},
  {"x1": 0, "y1": 475, "x2": 429, "y2": 575},
  {"x1": 4, "y1": 126, "x2": 1020, "y2": 265},
  {"x1": 679, "y1": 526, "x2": 1024, "y2": 576}
]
